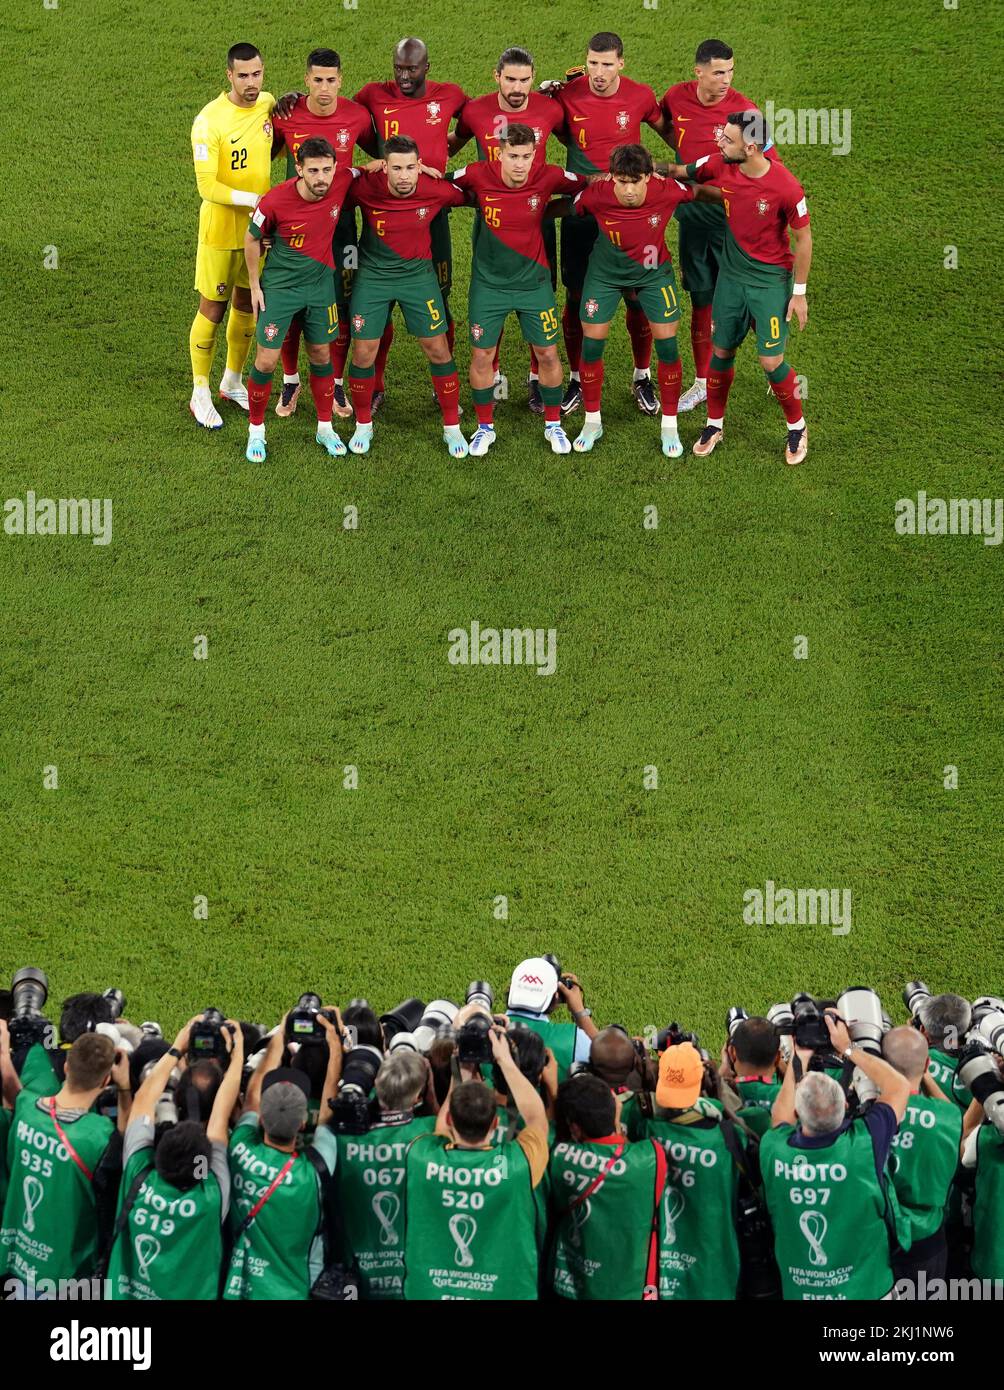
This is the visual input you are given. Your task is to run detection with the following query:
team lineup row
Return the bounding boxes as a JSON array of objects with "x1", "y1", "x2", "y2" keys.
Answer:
[{"x1": 188, "y1": 34, "x2": 812, "y2": 466}]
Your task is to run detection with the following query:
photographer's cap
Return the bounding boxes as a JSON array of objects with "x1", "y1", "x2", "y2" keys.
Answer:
[
  {"x1": 507, "y1": 958, "x2": 559, "y2": 1014},
  {"x1": 259, "y1": 1070, "x2": 310, "y2": 1141},
  {"x1": 656, "y1": 1042, "x2": 703, "y2": 1109}
]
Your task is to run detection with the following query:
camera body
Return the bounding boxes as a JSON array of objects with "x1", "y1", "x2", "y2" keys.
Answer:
[
  {"x1": 286, "y1": 993, "x2": 339, "y2": 1047},
  {"x1": 456, "y1": 1013, "x2": 494, "y2": 1066},
  {"x1": 9, "y1": 967, "x2": 52, "y2": 1051},
  {"x1": 188, "y1": 1008, "x2": 230, "y2": 1064}
]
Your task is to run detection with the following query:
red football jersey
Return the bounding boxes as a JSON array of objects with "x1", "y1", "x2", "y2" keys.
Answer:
[
  {"x1": 349, "y1": 169, "x2": 466, "y2": 265},
  {"x1": 451, "y1": 161, "x2": 580, "y2": 285},
  {"x1": 454, "y1": 90, "x2": 563, "y2": 171},
  {"x1": 249, "y1": 169, "x2": 358, "y2": 287},
  {"x1": 573, "y1": 176, "x2": 695, "y2": 267},
  {"x1": 689, "y1": 153, "x2": 808, "y2": 269},
  {"x1": 554, "y1": 74, "x2": 662, "y2": 176},
  {"x1": 353, "y1": 80, "x2": 467, "y2": 170},
  {"x1": 660, "y1": 82, "x2": 762, "y2": 164},
  {"x1": 271, "y1": 95, "x2": 372, "y2": 175}
]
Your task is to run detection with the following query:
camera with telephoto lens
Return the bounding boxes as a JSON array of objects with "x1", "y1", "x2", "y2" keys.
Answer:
[
  {"x1": 102, "y1": 988, "x2": 126, "y2": 1020},
  {"x1": 465, "y1": 981, "x2": 494, "y2": 1013},
  {"x1": 456, "y1": 1012, "x2": 495, "y2": 1066},
  {"x1": 413, "y1": 1000, "x2": 458, "y2": 1053},
  {"x1": 8, "y1": 968, "x2": 52, "y2": 1050},
  {"x1": 726, "y1": 1006, "x2": 749, "y2": 1039},
  {"x1": 956, "y1": 1037, "x2": 1004, "y2": 1137},
  {"x1": 188, "y1": 1008, "x2": 230, "y2": 1064},
  {"x1": 327, "y1": 1045, "x2": 384, "y2": 1134},
  {"x1": 790, "y1": 994, "x2": 832, "y2": 1053},
  {"x1": 140, "y1": 1055, "x2": 180, "y2": 1128},
  {"x1": 656, "y1": 1021, "x2": 700, "y2": 1053},
  {"x1": 380, "y1": 998, "x2": 425, "y2": 1043},
  {"x1": 970, "y1": 998, "x2": 1004, "y2": 1049},
  {"x1": 903, "y1": 980, "x2": 931, "y2": 1025},
  {"x1": 285, "y1": 993, "x2": 339, "y2": 1047},
  {"x1": 837, "y1": 986, "x2": 885, "y2": 1105}
]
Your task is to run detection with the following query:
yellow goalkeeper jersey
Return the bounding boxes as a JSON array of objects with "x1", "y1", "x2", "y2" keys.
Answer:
[{"x1": 191, "y1": 90, "x2": 275, "y2": 249}]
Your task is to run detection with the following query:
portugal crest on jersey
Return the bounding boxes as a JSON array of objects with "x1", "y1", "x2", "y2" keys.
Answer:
[
  {"x1": 264, "y1": 322, "x2": 279, "y2": 341},
  {"x1": 353, "y1": 314, "x2": 365, "y2": 331},
  {"x1": 584, "y1": 298, "x2": 599, "y2": 318},
  {"x1": 616, "y1": 110, "x2": 629, "y2": 129},
  {"x1": 756, "y1": 198, "x2": 771, "y2": 216},
  {"x1": 417, "y1": 206, "x2": 428, "y2": 219},
  {"x1": 426, "y1": 101, "x2": 442, "y2": 123},
  {"x1": 330, "y1": 204, "x2": 341, "y2": 221},
  {"x1": 648, "y1": 213, "x2": 660, "y2": 226},
  {"x1": 471, "y1": 323, "x2": 484, "y2": 340},
  {"x1": 527, "y1": 194, "x2": 540, "y2": 211},
  {"x1": 216, "y1": 281, "x2": 227, "y2": 295},
  {"x1": 532, "y1": 127, "x2": 544, "y2": 145},
  {"x1": 336, "y1": 128, "x2": 350, "y2": 148},
  {"x1": 713, "y1": 123, "x2": 726, "y2": 141},
  {"x1": 263, "y1": 120, "x2": 272, "y2": 137}
]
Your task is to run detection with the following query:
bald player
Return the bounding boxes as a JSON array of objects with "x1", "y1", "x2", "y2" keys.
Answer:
[{"x1": 353, "y1": 38, "x2": 468, "y2": 411}]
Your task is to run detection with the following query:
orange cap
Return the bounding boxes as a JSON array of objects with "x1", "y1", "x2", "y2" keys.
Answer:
[{"x1": 656, "y1": 1042, "x2": 704, "y2": 1108}]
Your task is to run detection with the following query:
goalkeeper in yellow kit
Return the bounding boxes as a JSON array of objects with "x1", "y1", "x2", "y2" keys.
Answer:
[{"x1": 189, "y1": 43, "x2": 275, "y2": 428}]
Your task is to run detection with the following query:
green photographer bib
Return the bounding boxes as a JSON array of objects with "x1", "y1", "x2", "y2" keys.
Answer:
[
  {"x1": 336, "y1": 1114, "x2": 435, "y2": 1300},
  {"x1": 736, "y1": 1079, "x2": 781, "y2": 1139},
  {"x1": 107, "y1": 1147, "x2": 223, "y2": 1300},
  {"x1": 888, "y1": 1095, "x2": 961, "y2": 1245},
  {"x1": 404, "y1": 1134, "x2": 539, "y2": 1300},
  {"x1": 224, "y1": 1124, "x2": 323, "y2": 1301},
  {"x1": 506, "y1": 1014, "x2": 577, "y2": 1080},
  {"x1": 928, "y1": 1047, "x2": 972, "y2": 1109},
  {"x1": 972, "y1": 1125, "x2": 1004, "y2": 1279},
  {"x1": 639, "y1": 1114, "x2": 741, "y2": 1300},
  {"x1": 0, "y1": 1109, "x2": 10, "y2": 1210},
  {"x1": 761, "y1": 1122, "x2": 894, "y2": 1299},
  {"x1": 549, "y1": 1136, "x2": 658, "y2": 1300},
  {"x1": 1, "y1": 1090, "x2": 115, "y2": 1288}
]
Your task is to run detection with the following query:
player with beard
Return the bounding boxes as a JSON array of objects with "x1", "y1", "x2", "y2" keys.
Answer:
[
  {"x1": 352, "y1": 39, "x2": 468, "y2": 413},
  {"x1": 449, "y1": 124, "x2": 584, "y2": 456},
  {"x1": 665, "y1": 111, "x2": 812, "y2": 466},
  {"x1": 450, "y1": 46, "x2": 564, "y2": 413}
]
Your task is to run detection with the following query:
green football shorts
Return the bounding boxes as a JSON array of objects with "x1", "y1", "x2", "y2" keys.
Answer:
[
  {"x1": 468, "y1": 273, "x2": 560, "y2": 348},
  {"x1": 580, "y1": 261, "x2": 683, "y2": 326},
  {"x1": 711, "y1": 268, "x2": 794, "y2": 356},
  {"x1": 255, "y1": 284, "x2": 340, "y2": 349},
  {"x1": 348, "y1": 264, "x2": 448, "y2": 339}
]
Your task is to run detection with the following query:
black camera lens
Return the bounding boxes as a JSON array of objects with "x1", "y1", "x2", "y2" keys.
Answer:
[
  {"x1": 11, "y1": 967, "x2": 49, "y2": 1019},
  {"x1": 380, "y1": 998, "x2": 425, "y2": 1041}
]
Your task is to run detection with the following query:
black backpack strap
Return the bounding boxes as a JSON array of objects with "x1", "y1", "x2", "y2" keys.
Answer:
[
  {"x1": 93, "y1": 1162, "x2": 150, "y2": 1282},
  {"x1": 306, "y1": 1138, "x2": 350, "y2": 1267}
]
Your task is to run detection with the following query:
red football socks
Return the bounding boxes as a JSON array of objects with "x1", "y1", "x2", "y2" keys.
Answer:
[
  {"x1": 280, "y1": 320, "x2": 302, "y2": 377},
  {"x1": 248, "y1": 373, "x2": 272, "y2": 426},
  {"x1": 769, "y1": 367, "x2": 805, "y2": 425},
  {"x1": 309, "y1": 368, "x2": 335, "y2": 423},
  {"x1": 657, "y1": 359, "x2": 683, "y2": 415},
  {"x1": 431, "y1": 366, "x2": 461, "y2": 426},
  {"x1": 580, "y1": 360, "x2": 604, "y2": 413},
  {"x1": 707, "y1": 358, "x2": 735, "y2": 422},
  {"x1": 691, "y1": 304, "x2": 713, "y2": 379},
  {"x1": 349, "y1": 368, "x2": 375, "y2": 424},
  {"x1": 625, "y1": 302, "x2": 653, "y2": 371},
  {"x1": 562, "y1": 301, "x2": 583, "y2": 373},
  {"x1": 329, "y1": 313, "x2": 351, "y2": 376},
  {"x1": 373, "y1": 320, "x2": 394, "y2": 392}
]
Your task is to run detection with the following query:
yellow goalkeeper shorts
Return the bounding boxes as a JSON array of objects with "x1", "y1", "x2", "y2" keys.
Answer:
[{"x1": 194, "y1": 244, "x2": 250, "y2": 301}]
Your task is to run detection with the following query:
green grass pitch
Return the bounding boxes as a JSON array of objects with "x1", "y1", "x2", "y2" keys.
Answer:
[{"x1": 3, "y1": 0, "x2": 1001, "y2": 1048}]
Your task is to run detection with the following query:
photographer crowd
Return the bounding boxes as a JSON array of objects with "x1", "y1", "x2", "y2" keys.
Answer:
[{"x1": 1, "y1": 959, "x2": 1002, "y2": 1301}]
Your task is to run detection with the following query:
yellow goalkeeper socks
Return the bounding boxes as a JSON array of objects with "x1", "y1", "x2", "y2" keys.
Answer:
[
  {"x1": 225, "y1": 307, "x2": 255, "y2": 375},
  {"x1": 189, "y1": 311, "x2": 219, "y2": 388}
]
